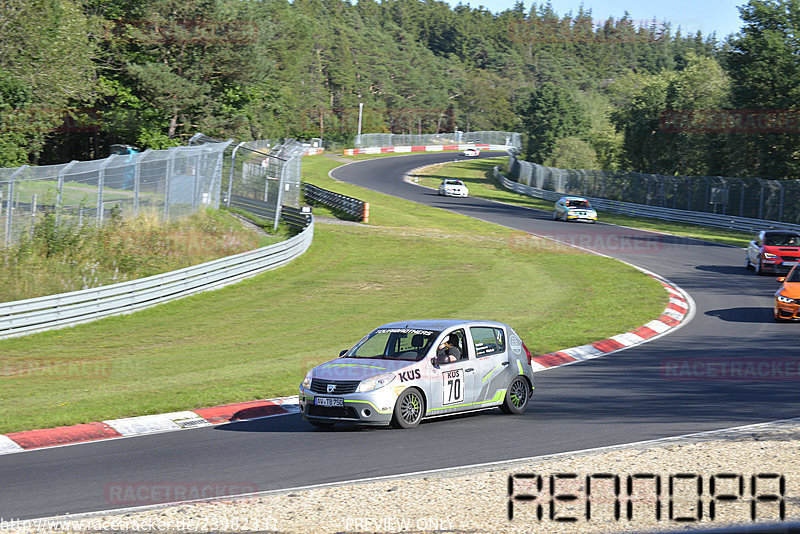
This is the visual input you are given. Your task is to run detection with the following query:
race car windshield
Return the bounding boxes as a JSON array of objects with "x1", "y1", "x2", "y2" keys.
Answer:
[
  {"x1": 347, "y1": 329, "x2": 440, "y2": 361},
  {"x1": 787, "y1": 269, "x2": 800, "y2": 283},
  {"x1": 765, "y1": 234, "x2": 800, "y2": 246},
  {"x1": 567, "y1": 200, "x2": 590, "y2": 208}
]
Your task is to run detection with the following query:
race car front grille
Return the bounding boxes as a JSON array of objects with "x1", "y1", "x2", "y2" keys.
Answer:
[
  {"x1": 780, "y1": 256, "x2": 799, "y2": 262},
  {"x1": 310, "y1": 379, "x2": 360, "y2": 395},
  {"x1": 307, "y1": 405, "x2": 359, "y2": 419}
]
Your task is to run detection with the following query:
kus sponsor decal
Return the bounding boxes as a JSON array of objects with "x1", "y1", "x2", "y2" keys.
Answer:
[{"x1": 398, "y1": 369, "x2": 422, "y2": 382}]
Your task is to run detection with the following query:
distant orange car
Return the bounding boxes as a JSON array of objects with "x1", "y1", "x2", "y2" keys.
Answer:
[{"x1": 774, "y1": 265, "x2": 800, "y2": 322}]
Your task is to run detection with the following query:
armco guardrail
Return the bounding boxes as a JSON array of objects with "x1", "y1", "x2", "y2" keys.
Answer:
[
  {"x1": 303, "y1": 183, "x2": 368, "y2": 222},
  {"x1": 0, "y1": 220, "x2": 313, "y2": 340},
  {"x1": 494, "y1": 167, "x2": 800, "y2": 234}
]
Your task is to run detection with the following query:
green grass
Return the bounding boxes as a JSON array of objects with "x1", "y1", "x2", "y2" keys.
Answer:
[
  {"x1": 0, "y1": 153, "x2": 667, "y2": 433},
  {"x1": 411, "y1": 157, "x2": 753, "y2": 248},
  {"x1": 0, "y1": 209, "x2": 283, "y2": 302}
]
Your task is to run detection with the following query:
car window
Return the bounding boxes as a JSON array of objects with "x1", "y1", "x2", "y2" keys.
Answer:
[
  {"x1": 441, "y1": 328, "x2": 468, "y2": 361},
  {"x1": 766, "y1": 234, "x2": 800, "y2": 246},
  {"x1": 788, "y1": 268, "x2": 800, "y2": 283},
  {"x1": 348, "y1": 328, "x2": 439, "y2": 360},
  {"x1": 470, "y1": 327, "x2": 506, "y2": 357}
]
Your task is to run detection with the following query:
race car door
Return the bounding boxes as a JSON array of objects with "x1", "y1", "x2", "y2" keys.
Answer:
[
  {"x1": 427, "y1": 329, "x2": 477, "y2": 415},
  {"x1": 469, "y1": 326, "x2": 511, "y2": 404}
]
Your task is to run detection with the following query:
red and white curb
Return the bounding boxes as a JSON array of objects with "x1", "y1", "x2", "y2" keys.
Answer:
[
  {"x1": 344, "y1": 143, "x2": 510, "y2": 155},
  {"x1": 530, "y1": 272, "x2": 691, "y2": 371},
  {"x1": 0, "y1": 397, "x2": 300, "y2": 455}
]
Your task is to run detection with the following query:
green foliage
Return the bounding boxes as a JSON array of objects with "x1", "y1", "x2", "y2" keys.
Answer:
[
  {"x1": 725, "y1": 0, "x2": 800, "y2": 179},
  {"x1": 521, "y1": 83, "x2": 589, "y2": 163},
  {"x1": 546, "y1": 137, "x2": 600, "y2": 169}
]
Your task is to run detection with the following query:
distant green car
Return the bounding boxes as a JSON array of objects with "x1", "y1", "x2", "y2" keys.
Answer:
[
  {"x1": 299, "y1": 319, "x2": 535, "y2": 429},
  {"x1": 554, "y1": 196, "x2": 597, "y2": 223}
]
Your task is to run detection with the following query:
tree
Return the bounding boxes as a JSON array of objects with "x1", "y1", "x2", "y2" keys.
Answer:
[
  {"x1": 725, "y1": 0, "x2": 800, "y2": 179},
  {"x1": 521, "y1": 83, "x2": 588, "y2": 163},
  {"x1": 0, "y1": 0, "x2": 97, "y2": 165}
]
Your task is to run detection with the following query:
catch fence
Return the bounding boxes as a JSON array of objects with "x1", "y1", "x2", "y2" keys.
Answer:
[
  {"x1": 508, "y1": 156, "x2": 800, "y2": 225},
  {"x1": 0, "y1": 142, "x2": 232, "y2": 246},
  {"x1": 356, "y1": 131, "x2": 521, "y2": 149}
]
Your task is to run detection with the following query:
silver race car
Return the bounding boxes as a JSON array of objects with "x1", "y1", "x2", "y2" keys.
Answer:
[{"x1": 299, "y1": 320, "x2": 535, "y2": 429}]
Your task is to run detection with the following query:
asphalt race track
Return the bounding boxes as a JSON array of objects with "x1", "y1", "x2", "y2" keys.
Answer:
[{"x1": 2, "y1": 152, "x2": 799, "y2": 520}]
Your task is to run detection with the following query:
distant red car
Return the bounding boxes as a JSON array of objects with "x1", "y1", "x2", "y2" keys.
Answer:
[
  {"x1": 745, "y1": 230, "x2": 800, "y2": 275},
  {"x1": 774, "y1": 265, "x2": 800, "y2": 321}
]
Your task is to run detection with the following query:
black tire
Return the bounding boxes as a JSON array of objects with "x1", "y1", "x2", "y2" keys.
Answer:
[
  {"x1": 500, "y1": 376, "x2": 530, "y2": 414},
  {"x1": 755, "y1": 259, "x2": 763, "y2": 275},
  {"x1": 745, "y1": 256, "x2": 754, "y2": 271},
  {"x1": 308, "y1": 420, "x2": 334, "y2": 428},
  {"x1": 391, "y1": 388, "x2": 425, "y2": 428}
]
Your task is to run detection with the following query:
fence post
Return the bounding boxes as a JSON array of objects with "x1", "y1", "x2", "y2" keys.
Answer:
[
  {"x1": 778, "y1": 181, "x2": 785, "y2": 222},
  {"x1": 5, "y1": 165, "x2": 27, "y2": 246},
  {"x1": 134, "y1": 150, "x2": 148, "y2": 217},
  {"x1": 96, "y1": 155, "x2": 117, "y2": 225},
  {"x1": 227, "y1": 142, "x2": 244, "y2": 209},
  {"x1": 164, "y1": 150, "x2": 176, "y2": 221},
  {"x1": 57, "y1": 160, "x2": 78, "y2": 227}
]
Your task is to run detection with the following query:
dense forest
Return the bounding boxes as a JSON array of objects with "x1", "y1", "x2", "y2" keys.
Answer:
[{"x1": 0, "y1": 0, "x2": 798, "y2": 180}]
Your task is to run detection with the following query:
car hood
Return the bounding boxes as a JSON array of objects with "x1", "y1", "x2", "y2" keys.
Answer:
[
  {"x1": 778, "y1": 282, "x2": 800, "y2": 299},
  {"x1": 312, "y1": 358, "x2": 420, "y2": 381}
]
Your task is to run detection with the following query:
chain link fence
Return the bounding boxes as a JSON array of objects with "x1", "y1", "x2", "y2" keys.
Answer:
[
  {"x1": 355, "y1": 131, "x2": 521, "y2": 149},
  {"x1": 508, "y1": 156, "x2": 800, "y2": 225},
  {"x1": 0, "y1": 141, "x2": 232, "y2": 246},
  {"x1": 223, "y1": 139, "x2": 307, "y2": 230}
]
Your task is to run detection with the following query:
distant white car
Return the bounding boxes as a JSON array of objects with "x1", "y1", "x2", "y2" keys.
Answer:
[
  {"x1": 554, "y1": 196, "x2": 597, "y2": 223},
  {"x1": 438, "y1": 179, "x2": 469, "y2": 197},
  {"x1": 463, "y1": 148, "x2": 481, "y2": 157}
]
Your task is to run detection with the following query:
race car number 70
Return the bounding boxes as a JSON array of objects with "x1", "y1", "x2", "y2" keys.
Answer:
[{"x1": 442, "y1": 368, "x2": 464, "y2": 405}]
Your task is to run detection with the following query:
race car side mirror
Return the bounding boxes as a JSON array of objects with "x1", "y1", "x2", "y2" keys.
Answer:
[
  {"x1": 777, "y1": 277, "x2": 786, "y2": 283},
  {"x1": 430, "y1": 357, "x2": 439, "y2": 368},
  {"x1": 339, "y1": 350, "x2": 348, "y2": 357}
]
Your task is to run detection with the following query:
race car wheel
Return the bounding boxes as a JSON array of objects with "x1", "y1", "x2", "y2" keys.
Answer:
[
  {"x1": 745, "y1": 256, "x2": 753, "y2": 271},
  {"x1": 553, "y1": 211, "x2": 559, "y2": 220},
  {"x1": 755, "y1": 259, "x2": 763, "y2": 275},
  {"x1": 500, "y1": 377, "x2": 529, "y2": 414},
  {"x1": 392, "y1": 388, "x2": 424, "y2": 428}
]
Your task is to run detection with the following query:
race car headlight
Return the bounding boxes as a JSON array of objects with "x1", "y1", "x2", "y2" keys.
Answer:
[
  {"x1": 356, "y1": 373, "x2": 395, "y2": 393},
  {"x1": 777, "y1": 294, "x2": 794, "y2": 304},
  {"x1": 301, "y1": 370, "x2": 313, "y2": 389},
  {"x1": 763, "y1": 252, "x2": 779, "y2": 259}
]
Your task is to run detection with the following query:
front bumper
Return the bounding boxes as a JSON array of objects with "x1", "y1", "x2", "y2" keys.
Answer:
[
  {"x1": 774, "y1": 300, "x2": 800, "y2": 320},
  {"x1": 442, "y1": 190, "x2": 468, "y2": 197},
  {"x1": 299, "y1": 386, "x2": 397, "y2": 426},
  {"x1": 566, "y1": 213, "x2": 597, "y2": 222}
]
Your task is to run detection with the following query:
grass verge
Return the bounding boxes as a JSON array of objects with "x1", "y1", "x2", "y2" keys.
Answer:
[
  {"x1": 0, "y1": 153, "x2": 666, "y2": 433},
  {"x1": 411, "y1": 157, "x2": 754, "y2": 248}
]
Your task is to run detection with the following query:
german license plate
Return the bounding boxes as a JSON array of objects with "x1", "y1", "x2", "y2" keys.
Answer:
[{"x1": 314, "y1": 396, "x2": 343, "y2": 407}]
